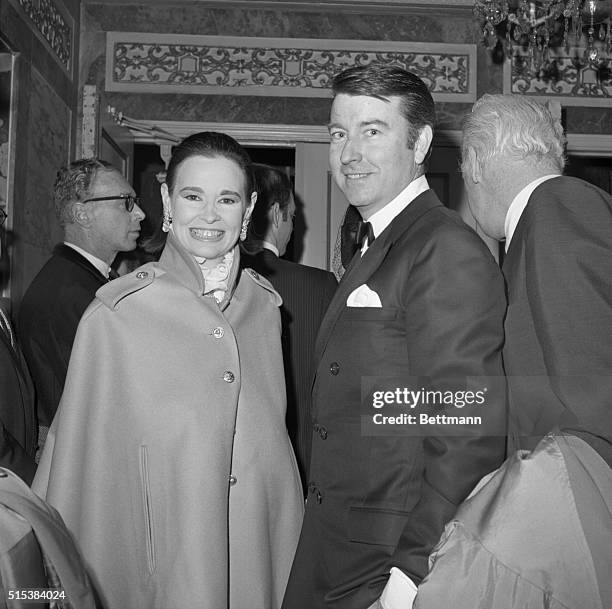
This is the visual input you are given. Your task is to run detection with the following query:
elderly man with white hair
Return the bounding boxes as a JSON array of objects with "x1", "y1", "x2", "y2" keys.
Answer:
[{"x1": 414, "y1": 94, "x2": 612, "y2": 609}]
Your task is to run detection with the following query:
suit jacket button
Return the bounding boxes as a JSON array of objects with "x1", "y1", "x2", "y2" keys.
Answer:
[
  {"x1": 212, "y1": 327, "x2": 225, "y2": 339},
  {"x1": 229, "y1": 475, "x2": 237, "y2": 486},
  {"x1": 223, "y1": 371, "x2": 235, "y2": 383},
  {"x1": 329, "y1": 362, "x2": 340, "y2": 375},
  {"x1": 319, "y1": 425, "x2": 328, "y2": 440}
]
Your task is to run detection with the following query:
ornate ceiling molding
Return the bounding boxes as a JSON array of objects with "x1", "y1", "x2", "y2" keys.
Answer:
[
  {"x1": 503, "y1": 50, "x2": 612, "y2": 107},
  {"x1": 106, "y1": 33, "x2": 477, "y2": 102},
  {"x1": 8, "y1": 0, "x2": 74, "y2": 74}
]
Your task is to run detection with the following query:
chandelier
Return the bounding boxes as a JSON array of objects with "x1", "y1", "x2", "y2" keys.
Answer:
[{"x1": 474, "y1": 1, "x2": 612, "y2": 68}]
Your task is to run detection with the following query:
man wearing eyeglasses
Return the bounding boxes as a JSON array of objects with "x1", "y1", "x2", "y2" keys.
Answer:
[{"x1": 18, "y1": 158, "x2": 145, "y2": 439}]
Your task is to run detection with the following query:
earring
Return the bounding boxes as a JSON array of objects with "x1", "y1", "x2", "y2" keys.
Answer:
[
  {"x1": 240, "y1": 218, "x2": 249, "y2": 241},
  {"x1": 162, "y1": 210, "x2": 172, "y2": 233}
]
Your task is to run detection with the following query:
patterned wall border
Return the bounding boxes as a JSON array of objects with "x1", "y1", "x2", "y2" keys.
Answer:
[
  {"x1": 8, "y1": 0, "x2": 74, "y2": 75},
  {"x1": 106, "y1": 33, "x2": 477, "y2": 102},
  {"x1": 503, "y1": 50, "x2": 611, "y2": 107}
]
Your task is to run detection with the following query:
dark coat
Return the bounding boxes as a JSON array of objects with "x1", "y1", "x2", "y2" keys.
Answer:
[
  {"x1": 282, "y1": 189, "x2": 507, "y2": 609},
  {"x1": 502, "y1": 176, "x2": 612, "y2": 466},
  {"x1": 242, "y1": 248, "x2": 337, "y2": 490},
  {"x1": 18, "y1": 244, "x2": 108, "y2": 427},
  {"x1": 0, "y1": 311, "x2": 37, "y2": 483}
]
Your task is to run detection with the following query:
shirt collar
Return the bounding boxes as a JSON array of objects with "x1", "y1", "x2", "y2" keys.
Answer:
[
  {"x1": 64, "y1": 242, "x2": 110, "y2": 278},
  {"x1": 361, "y1": 175, "x2": 429, "y2": 253},
  {"x1": 261, "y1": 241, "x2": 280, "y2": 257}
]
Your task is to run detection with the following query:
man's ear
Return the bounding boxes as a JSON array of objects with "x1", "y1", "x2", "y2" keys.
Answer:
[
  {"x1": 72, "y1": 202, "x2": 92, "y2": 228},
  {"x1": 271, "y1": 201, "x2": 281, "y2": 228},
  {"x1": 414, "y1": 125, "x2": 433, "y2": 165},
  {"x1": 464, "y1": 148, "x2": 482, "y2": 184}
]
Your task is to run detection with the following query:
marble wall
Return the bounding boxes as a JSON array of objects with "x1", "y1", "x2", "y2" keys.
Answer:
[
  {"x1": 0, "y1": 0, "x2": 79, "y2": 307},
  {"x1": 83, "y1": 3, "x2": 489, "y2": 131},
  {"x1": 82, "y1": 2, "x2": 610, "y2": 134}
]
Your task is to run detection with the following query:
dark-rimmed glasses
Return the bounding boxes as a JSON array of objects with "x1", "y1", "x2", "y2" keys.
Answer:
[{"x1": 82, "y1": 194, "x2": 141, "y2": 213}]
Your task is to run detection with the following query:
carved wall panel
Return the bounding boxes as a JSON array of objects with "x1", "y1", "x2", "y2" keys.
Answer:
[{"x1": 106, "y1": 33, "x2": 477, "y2": 102}]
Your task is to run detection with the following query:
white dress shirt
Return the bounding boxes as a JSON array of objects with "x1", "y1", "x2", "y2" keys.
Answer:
[
  {"x1": 503, "y1": 175, "x2": 560, "y2": 251},
  {"x1": 362, "y1": 175, "x2": 430, "y2": 255},
  {"x1": 360, "y1": 174, "x2": 430, "y2": 609},
  {"x1": 261, "y1": 240, "x2": 280, "y2": 257}
]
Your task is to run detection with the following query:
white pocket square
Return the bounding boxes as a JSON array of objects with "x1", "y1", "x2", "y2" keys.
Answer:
[{"x1": 346, "y1": 284, "x2": 382, "y2": 307}]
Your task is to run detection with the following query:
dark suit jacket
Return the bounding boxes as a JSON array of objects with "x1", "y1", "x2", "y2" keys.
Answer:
[
  {"x1": 0, "y1": 315, "x2": 37, "y2": 484},
  {"x1": 242, "y1": 248, "x2": 337, "y2": 490},
  {"x1": 282, "y1": 189, "x2": 507, "y2": 609},
  {"x1": 503, "y1": 176, "x2": 612, "y2": 466},
  {"x1": 18, "y1": 244, "x2": 108, "y2": 427}
]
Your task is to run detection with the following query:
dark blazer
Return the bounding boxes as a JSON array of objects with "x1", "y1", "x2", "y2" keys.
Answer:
[
  {"x1": 282, "y1": 189, "x2": 507, "y2": 609},
  {"x1": 503, "y1": 176, "x2": 612, "y2": 466},
  {"x1": 18, "y1": 244, "x2": 108, "y2": 427},
  {"x1": 242, "y1": 248, "x2": 337, "y2": 490},
  {"x1": 0, "y1": 313, "x2": 37, "y2": 483}
]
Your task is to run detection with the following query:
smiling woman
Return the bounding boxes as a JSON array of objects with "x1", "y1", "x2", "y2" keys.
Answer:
[{"x1": 33, "y1": 132, "x2": 304, "y2": 609}]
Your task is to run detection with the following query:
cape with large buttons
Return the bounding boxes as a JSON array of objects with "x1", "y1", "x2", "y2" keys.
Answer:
[{"x1": 33, "y1": 234, "x2": 303, "y2": 609}]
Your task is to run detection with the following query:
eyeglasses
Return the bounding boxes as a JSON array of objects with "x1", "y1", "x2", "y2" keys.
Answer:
[
  {"x1": 0, "y1": 208, "x2": 7, "y2": 226},
  {"x1": 82, "y1": 194, "x2": 141, "y2": 213}
]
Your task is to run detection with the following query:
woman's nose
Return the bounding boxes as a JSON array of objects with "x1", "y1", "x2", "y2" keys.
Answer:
[{"x1": 199, "y1": 201, "x2": 220, "y2": 223}]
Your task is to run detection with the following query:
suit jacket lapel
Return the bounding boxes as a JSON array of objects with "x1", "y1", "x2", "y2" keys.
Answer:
[{"x1": 314, "y1": 190, "x2": 442, "y2": 362}]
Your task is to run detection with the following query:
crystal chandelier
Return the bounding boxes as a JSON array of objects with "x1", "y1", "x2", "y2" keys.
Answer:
[{"x1": 474, "y1": 1, "x2": 612, "y2": 67}]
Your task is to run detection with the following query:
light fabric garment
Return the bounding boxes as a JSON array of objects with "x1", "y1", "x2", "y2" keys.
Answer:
[
  {"x1": 33, "y1": 236, "x2": 303, "y2": 609},
  {"x1": 415, "y1": 433, "x2": 612, "y2": 609}
]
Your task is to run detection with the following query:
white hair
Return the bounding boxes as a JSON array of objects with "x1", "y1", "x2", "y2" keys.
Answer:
[{"x1": 461, "y1": 94, "x2": 566, "y2": 177}]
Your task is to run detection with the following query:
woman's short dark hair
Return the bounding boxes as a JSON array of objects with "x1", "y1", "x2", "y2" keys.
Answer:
[
  {"x1": 165, "y1": 131, "x2": 255, "y2": 196},
  {"x1": 331, "y1": 64, "x2": 435, "y2": 148}
]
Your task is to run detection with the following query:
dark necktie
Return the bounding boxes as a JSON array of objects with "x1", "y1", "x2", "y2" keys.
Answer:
[
  {"x1": 355, "y1": 221, "x2": 375, "y2": 249},
  {"x1": 108, "y1": 268, "x2": 120, "y2": 280}
]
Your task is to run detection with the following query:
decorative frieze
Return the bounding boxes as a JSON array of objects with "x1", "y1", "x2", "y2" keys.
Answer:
[
  {"x1": 106, "y1": 33, "x2": 477, "y2": 102},
  {"x1": 504, "y1": 51, "x2": 612, "y2": 107},
  {"x1": 9, "y1": 0, "x2": 73, "y2": 72}
]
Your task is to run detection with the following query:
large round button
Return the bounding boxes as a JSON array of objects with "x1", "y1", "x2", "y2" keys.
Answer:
[
  {"x1": 223, "y1": 371, "x2": 235, "y2": 383},
  {"x1": 212, "y1": 327, "x2": 225, "y2": 339},
  {"x1": 329, "y1": 362, "x2": 340, "y2": 375},
  {"x1": 229, "y1": 475, "x2": 237, "y2": 486}
]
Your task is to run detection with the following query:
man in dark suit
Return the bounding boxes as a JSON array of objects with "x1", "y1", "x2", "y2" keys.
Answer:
[
  {"x1": 243, "y1": 164, "x2": 337, "y2": 492},
  {"x1": 461, "y1": 94, "x2": 612, "y2": 464},
  {"x1": 413, "y1": 93, "x2": 612, "y2": 609},
  {"x1": 282, "y1": 65, "x2": 507, "y2": 609},
  {"x1": 18, "y1": 159, "x2": 145, "y2": 432},
  {"x1": 1, "y1": 213, "x2": 37, "y2": 483}
]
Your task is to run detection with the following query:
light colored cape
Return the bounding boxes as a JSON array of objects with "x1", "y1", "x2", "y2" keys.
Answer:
[{"x1": 33, "y1": 237, "x2": 303, "y2": 609}]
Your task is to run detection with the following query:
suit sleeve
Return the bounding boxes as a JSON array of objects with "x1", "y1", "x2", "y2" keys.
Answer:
[
  {"x1": 391, "y1": 223, "x2": 507, "y2": 584},
  {"x1": 523, "y1": 188, "x2": 612, "y2": 441},
  {"x1": 0, "y1": 424, "x2": 36, "y2": 484}
]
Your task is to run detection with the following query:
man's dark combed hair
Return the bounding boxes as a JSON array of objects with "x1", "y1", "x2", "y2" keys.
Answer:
[
  {"x1": 249, "y1": 163, "x2": 293, "y2": 238},
  {"x1": 331, "y1": 64, "x2": 436, "y2": 147}
]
